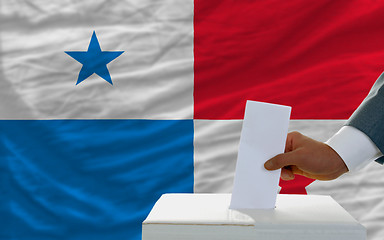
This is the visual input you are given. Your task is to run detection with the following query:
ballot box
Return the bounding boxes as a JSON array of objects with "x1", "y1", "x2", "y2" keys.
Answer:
[{"x1": 142, "y1": 193, "x2": 366, "y2": 240}]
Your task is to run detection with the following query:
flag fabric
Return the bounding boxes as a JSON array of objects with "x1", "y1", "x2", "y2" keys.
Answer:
[
  {"x1": 1, "y1": 1, "x2": 194, "y2": 239},
  {"x1": 1, "y1": 0, "x2": 384, "y2": 239}
]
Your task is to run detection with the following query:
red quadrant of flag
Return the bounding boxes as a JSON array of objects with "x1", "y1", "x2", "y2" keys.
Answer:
[{"x1": 194, "y1": 0, "x2": 384, "y2": 120}]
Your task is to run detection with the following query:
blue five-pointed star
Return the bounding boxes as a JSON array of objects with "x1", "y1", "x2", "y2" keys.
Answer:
[{"x1": 65, "y1": 31, "x2": 124, "y2": 85}]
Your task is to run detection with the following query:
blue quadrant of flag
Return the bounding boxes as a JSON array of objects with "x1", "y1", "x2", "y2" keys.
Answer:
[{"x1": 0, "y1": 120, "x2": 194, "y2": 240}]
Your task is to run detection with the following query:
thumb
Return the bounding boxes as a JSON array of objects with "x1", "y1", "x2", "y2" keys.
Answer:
[{"x1": 264, "y1": 151, "x2": 300, "y2": 171}]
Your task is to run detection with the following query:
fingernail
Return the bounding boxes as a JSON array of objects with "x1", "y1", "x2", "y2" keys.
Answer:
[
  {"x1": 281, "y1": 171, "x2": 294, "y2": 180},
  {"x1": 264, "y1": 161, "x2": 273, "y2": 170}
]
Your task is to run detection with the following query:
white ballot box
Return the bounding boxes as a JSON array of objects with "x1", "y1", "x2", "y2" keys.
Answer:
[{"x1": 142, "y1": 194, "x2": 366, "y2": 240}]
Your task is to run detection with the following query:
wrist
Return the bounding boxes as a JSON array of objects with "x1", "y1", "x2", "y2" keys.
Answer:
[{"x1": 324, "y1": 143, "x2": 348, "y2": 179}]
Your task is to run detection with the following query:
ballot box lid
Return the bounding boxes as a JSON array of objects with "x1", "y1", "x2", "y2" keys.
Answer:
[
  {"x1": 144, "y1": 193, "x2": 361, "y2": 226},
  {"x1": 143, "y1": 194, "x2": 366, "y2": 240}
]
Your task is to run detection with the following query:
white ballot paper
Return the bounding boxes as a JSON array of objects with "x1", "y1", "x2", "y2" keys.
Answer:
[{"x1": 230, "y1": 100, "x2": 291, "y2": 209}]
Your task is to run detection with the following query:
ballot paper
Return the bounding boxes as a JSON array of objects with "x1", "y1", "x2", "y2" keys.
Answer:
[{"x1": 230, "y1": 100, "x2": 291, "y2": 209}]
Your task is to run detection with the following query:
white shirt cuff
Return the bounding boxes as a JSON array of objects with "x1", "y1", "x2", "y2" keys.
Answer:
[{"x1": 325, "y1": 126, "x2": 383, "y2": 172}]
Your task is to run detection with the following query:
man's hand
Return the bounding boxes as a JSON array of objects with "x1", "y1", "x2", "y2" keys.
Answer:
[{"x1": 264, "y1": 131, "x2": 349, "y2": 181}]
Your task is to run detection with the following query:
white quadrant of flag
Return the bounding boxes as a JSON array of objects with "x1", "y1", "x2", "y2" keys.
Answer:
[{"x1": 0, "y1": 0, "x2": 193, "y2": 120}]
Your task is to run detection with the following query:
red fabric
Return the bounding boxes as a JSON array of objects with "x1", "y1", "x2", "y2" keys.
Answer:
[
  {"x1": 279, "y1": 176, "x2": 316, "y2": 194},
  {"x1": 194, "y1": 0, "x2": 384, "y2": 120}
]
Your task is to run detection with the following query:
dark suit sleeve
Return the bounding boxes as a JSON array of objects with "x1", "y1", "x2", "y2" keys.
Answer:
[{"x1": 346, "y1": 72, "x2": 384, "y2": 164}]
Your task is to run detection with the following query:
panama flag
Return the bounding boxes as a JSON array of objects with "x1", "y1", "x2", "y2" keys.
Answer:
[{"x1": 1, "y1": 0, "x2": 384, "y2": 239}]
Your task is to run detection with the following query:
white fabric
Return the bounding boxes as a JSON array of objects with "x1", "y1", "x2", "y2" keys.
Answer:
[
  {"x1": 194, "y1": 120, "x2": 241, "y2": 193},
  {"x1": 194, "y1": 120, "x2": 346, "y2": 193},
  {"x1": 326, "y1": 126, "x2": 383, "y2": 172},
  {"x1": 0, "y1": 0, "x2": 193, "y2": 119}
]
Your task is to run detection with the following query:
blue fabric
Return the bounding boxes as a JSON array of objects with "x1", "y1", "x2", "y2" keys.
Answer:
[{"x1": 0, "y1": 120, "x2": 194, "y2": 240}]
